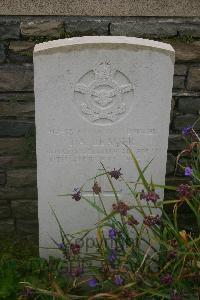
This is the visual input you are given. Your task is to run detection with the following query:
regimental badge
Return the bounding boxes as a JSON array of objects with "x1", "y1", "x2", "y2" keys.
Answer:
[{"x1": 74, "y1": 61, "x2": 134, "y2": 125}]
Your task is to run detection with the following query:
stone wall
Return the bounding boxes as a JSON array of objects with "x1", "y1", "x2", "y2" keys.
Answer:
[{"x1": 0, "y1": 16, "x2": 200, "y2": 238}]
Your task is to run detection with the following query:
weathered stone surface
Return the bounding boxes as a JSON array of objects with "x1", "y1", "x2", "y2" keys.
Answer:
[
  {"x1": 178, "y1": 97, "x2": 200, "y2": 114},
  {"x1": 16, "y1": 219, "x2": 38, "y2": 234},
  {"x1": 178, "y1": 24, "x2": 200, "y2": 38},
  {"x1": 174, "y1": 64, "x2": 187, "y2": 76},
  {"x1": 166, "y1": 153, "x2": 176, "y2": 175},
  {"x1": 173, "y1": 114, "x2": 200, "y2": 131},
  {"x1": 0, "y1": 120, "x2": 34, "y2": 137},
  {"x1": 0, "y1": 156, "x2": 36, "y2": 169},
  {"x1": 187, "y1": 66, "x2": 200, "y2": 91},
  {"x1": 0, "y1": 93, "x2": 35, "y2": 102},
  {"x1": 0, "y1": 138, "x2": 25, "y2": 155},
  {"x1": 34, "y1": 36, "x2": 174, "y2": 257},
  {"x1": 0, "y1": 101, "x2": 35, "y2": 117},
  {"x1": 0, "y1": 64, "x2": 33, "y2": 92},
  {"x1": 20, "y1": 20, "x2": 64, "y2": 38},
  {"x1": 0, "y1": 219, "x2": 15, "y2": 234},
  {"x1": 0, "y1": 186, "x2": 37, "y2": 200},
  {"x1": 0, "y1": 18, "x2": 20, "y2": 40},
  {"x1": 0, "y1": 170, "x2": 6, "y2": 185},
  {"x1": 173, "y1": 41, "x2": 200, "y2": 62},
  {"x1": 9, "y1": 40, "x2": 35, "y2": 53},
  {"x1": 168, "y1": 134, "x2": 186, "y2": 151},
  {"x1": 0, "y1": 205, "x2": 11, "y2": 218},
  {"x1": 110, "y1": 18, "x2": 177, "y2": 37},
  {"x1": 65, "y1": 17, "x2": 109, "y2": 35},
  {"x1": 8, "y1": 41, "x2": 34, "y2": 63},
  {"x1": 7, "y1": 169, "x2": 37, "y2": 187},
  {"x1": 1, "y1": 2, "x2": 200, "y2": 16},
  {"x1": 173, "y1": 76, "x2": 185, "y2": 89},
  {"x1": 11, "y1": 200, "x2": 37, "y2": 219},
  {"x1": 0, "y1": 43, "x2": 6, "y2": 63}
]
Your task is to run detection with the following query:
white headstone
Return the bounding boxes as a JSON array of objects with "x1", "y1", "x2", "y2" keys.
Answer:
[{"x1": 34, "y1": 36, "x2": 174, "y2": 258}]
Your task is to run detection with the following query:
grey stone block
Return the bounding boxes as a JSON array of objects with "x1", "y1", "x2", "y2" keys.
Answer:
[
  {"x1": 187, "y1": 66, "x2": 200, "y2": 91},
  {"x1": 0, "y1": 43, "x2": 6, "y2": 63},
  {"x1": 0, "y1": 205, "x2": 11, "y2": 219},
  {"x1": 110, "y1": 18, "x2": 177, "y2": 37},
  {"x1": 7, "y1": 168, "x2": 37, "y2": 187},
  {"x1": 168, "y1": 134, "x2": 186, "y2": 151},
  {"x1": 0, "y1": 219, "x2": 15, "y2": 234},
  {"x1": 173, "y1": 76, "x2": 185, "y2": 90},
  {"x1": 0, "y1": 17, "x2": 20, "y2": 40},
  {"x1": 0, "y1": 64, "x2": 33, "y2": 92},
  {"x1": 178, "y1": 24, "x2": 200, "y2": 38},
  {"x1": 0, "y1": 120, "x2": 34, "y2": 137},
  {"x1": 173, "y1": 41, "x2": 200, "y2": 62},
  {"x1": 20, "y1": 19, "x2": 64, "y2": 38},
  {"x1": 0, "y1": 155, "x2": 36, "y2": 169},
  {"x1": 0, "y1": 186, "x2": 37, "y2": 200},
  {"x1": 65, "y1": 17, "x2": 109, "y2": 35},
  {"x1": 0, "y1": 93, "x2": 35, "y2": 102},
  {"x1": 174, "y1": 64, "x2": 187, "y2": 76},
  {"x1": 178, "y1": 97, "x2": 200, "y2": 114},
  {"x1": 0, "y1": 170, "x2": 6, "y2": 185},
  {"x1": 173, "y1": 114, "x2": 200, "y2": 131},
  {"x1": 16, "y1": 219, "x2": 38, "y2": 234},
  {"x1": 11, "y1": 200, "x2": 37, "y2": 219},
  {"x1": 0, "y1": 138, "x2": 26, "y2": 155},
  {"x1": 0, "y1": 101, "x2": 35, "y2": 118},
  {"x1": 166, "y1": 153, "x2": 176, "y2": 175}
]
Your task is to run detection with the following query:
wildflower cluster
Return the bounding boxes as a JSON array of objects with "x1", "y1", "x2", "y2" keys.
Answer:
[
  {"x1": 72, "y1": 188, "x2": 82, "y2": 201},
  {"x1": 140, "y1": 189, "x2": 160, "y2": 203},
  {"x1": 112, "y1": 201, "x2": 129, "y2": 216},
  {"x1": 143, "y1": 214, "x2": 161, "y2": 226},
  {"x1": 108, "y1": 168, "x2": 122, "y2": 179},
  {"x1": 26, "y1": 127, "x2": 200, "y2": 300},
  {"x1": 177, "y1": 184, "x2": 193, "y2": 200}
]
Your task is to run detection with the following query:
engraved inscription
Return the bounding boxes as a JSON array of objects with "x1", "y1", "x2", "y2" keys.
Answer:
[
  {"x1": 47, "y1": 127, "x2": 158, "y2": 165},
  {"x1": 74, "y1": 61, "x2": 134, "y2": 124}
]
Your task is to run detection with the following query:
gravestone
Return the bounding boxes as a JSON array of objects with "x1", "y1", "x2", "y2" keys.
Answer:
[{"x1": 34, "y1": 36, "x2": 174, "y2": 258}]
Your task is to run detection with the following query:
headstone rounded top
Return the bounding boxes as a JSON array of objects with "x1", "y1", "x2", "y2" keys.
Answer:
[{"x1": 34, "y1": 36, "x2": 174, "y2": 58}]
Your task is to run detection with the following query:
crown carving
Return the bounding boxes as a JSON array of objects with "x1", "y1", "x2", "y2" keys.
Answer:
[{"x1": 95, "y1": 61, "x2": 112, "y2": 81}]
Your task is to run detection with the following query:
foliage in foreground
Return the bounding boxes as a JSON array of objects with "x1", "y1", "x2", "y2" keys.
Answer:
[{"x1": 1, "y1": 126, "x2": 200, "y2": 299}]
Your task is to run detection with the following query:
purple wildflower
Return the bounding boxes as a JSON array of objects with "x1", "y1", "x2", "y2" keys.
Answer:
[
  {"x1": 160, "y1": 273, "x2": 173, "y2": 285},
  {"x1": 72, "y1": 188, "x2": 82, "y2": 201},
  {"x1": 140, "y1": 190, "x2": 160, "y2": 203},
  {"x1": 70, "y1": 243, "x2": 80, "y2": 255},
  {"x1": 108, "y1": 168, "x2": 122, "y2": 180},
  {"x1": 88, "y1": 277, "x2": 98, "y2": 288},
  {"x1": 71, "y1": 266, "x2": 84, "y2": 277},
  {"x1": 108, "y1": 250, "x2": 117, "y2": 263},
  {"x1": 108, "y1": 228, "x2": 118, "y2": 240},
  {"x1": 177, "y1": 184, "x2": 193, "y2": 199},
  {"x1": 114, "y1": 275, "x2": 123, "y2": 286},
  {"x1": 112, "y1": 201, "x2": 129, "y2": 216},
  {"x1": 167, "y1": 250, "x2": 177, "y2": 260},
  {"x1": 182, "y1": 126, "x2": 193, "y2": 136},
  {"x1": 185, "y1": 166, "x2": 193, "y2": 176},
  {"x1": 57, "y1": 242, "x2": 65, "y2": 250},
  {"x1": 143, "y1": 214, "x2": 161, "y2": 226}
]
